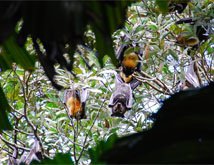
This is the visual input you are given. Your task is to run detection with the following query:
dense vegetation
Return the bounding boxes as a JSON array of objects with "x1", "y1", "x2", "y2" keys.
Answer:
[{"x1": 0, "y1": 1, "x2": 213, "y2": 164}]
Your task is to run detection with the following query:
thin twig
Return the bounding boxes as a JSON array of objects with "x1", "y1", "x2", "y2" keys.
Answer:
[
  {"x1": 2, "y1": 131, "x2": 25, "y2": 147},
  {"x1": 0, "y1": 147, "x2": 14, "y2": 157},
  {"x1": 134, "y1": 72, "x2": 172, "y2": 95},
  {"x1": 73, "y1": 121, "x2": 78, "y2": 164},
  {"x1": 0, "y1": 135, "x2": 30, "y2": 152},
  {"x1": 13, "y1": 69, "x2": 45, "y2": 158},
  {"x1": 145, "y1": 81, "x2": 171, "y2": 95},
  {"x1": 77, "y1": 99, "x2": 107, "y2": 163},
  {"x1": 13, "y1": 116, "x2": 20, "y2": 158},
  {"x1": 13, "y1": 128, "x2": 34, "y2": 136},
  {"x1": 10, "y1": 107, "x2": 24, "y2": 116}
]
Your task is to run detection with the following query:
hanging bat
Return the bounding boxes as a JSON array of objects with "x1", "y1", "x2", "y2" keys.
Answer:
[
  {"x1": 19, "y1": 138, "x2": 42, "y2": 164},
  {"x1": 176, "y1": 32, "x2": 199, "y2": 47},
  {"x1": 121, "y1": 50, "x2": 139, "y2": 76},
  {"x1": 168, "y1": 0, "x2": 190, "y2": 14},
  {"x1": 176, "y1": 18, "x2": 210, "y2": 43},
  {"x1": 109, "y1": 76, "x2": 133, "y2": 118},
  {"x1": 63, "y1": 87, "x2": 88, "y2": 120},
  {"x1": 156, "y1": 0, "x2": 190, "y2": 14},
  {"x1": 116, "y1": 35, "x2": 143, "y2": 77}
]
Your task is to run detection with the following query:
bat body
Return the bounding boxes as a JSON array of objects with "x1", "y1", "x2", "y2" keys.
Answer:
[
  {"x1": 176, "y1": 18, "x2": 210, "y2": 45},
  {"x1": 168, "y1": 0, "x2": 190, "y2": 14},
  {"x1": 121, "y1": 51, "x2": 139, "y2": 76},
  {"x1": 116, "y1": 36, "x2": 142, "y2": 77},
  {"x1": 119, "y1": 71, "x2": 133, "y2": 83},
  {"x1": 176, "y1": 32, "x2": 199, "y2": 47},
  {"x1": 64, "y1": 88, "x2": 88, "y2": 120},
  {"x1": 109, "y1": 76, "x2": 133, "y2": 118},
  {"x1": 117, "y1": 46, "x2": 141, "y2": 85}
]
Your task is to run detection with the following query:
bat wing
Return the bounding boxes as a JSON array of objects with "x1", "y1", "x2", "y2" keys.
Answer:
[
  {"x1": 81, "y1": 87, "x2": 89, "y2": 103},
  {"x1": 116, "y1": 35, "x2": 129, "y2": 61},
  {"x1": 126, "y1": 84, "x2": 133, "y2": 109},
  {"x1": 108, "y1": 93, "x2": 115, "y2": 107},
  {"x1": 130, "y1": 78, "x2": 141, "y2": 90},
  {"x1": 63, "y1": 89, "x2": 71, "y2": 104}
]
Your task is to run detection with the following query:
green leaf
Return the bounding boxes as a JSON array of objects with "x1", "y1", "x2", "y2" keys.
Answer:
[
  {"x1": 89, "y1": 133, "x2": 118, "y2": 164},
  {"x1": 88, "y1": 1, "x2": 132, "y2": 67},
  {"x1": 148, "y1": 23, "x2": 158, "y2": 31},
  {"x1": 156, "y1": 0, "x2": 169, "y2": 14},
  {"x1": 162, "y1": 64, "x2": 170, "y2": 74},
  {"x1": 0, "y1": 86, "x2": 12, "y2": 132},
  {"x1": 2, "y1": 34, "x2": 35, "y2": 71},
  {"x1": 32, "y1": 153, "x2": 74, "y2": 165},
  {"x1": 168, "y1": 49, "x2": 178, "y2": 61}
]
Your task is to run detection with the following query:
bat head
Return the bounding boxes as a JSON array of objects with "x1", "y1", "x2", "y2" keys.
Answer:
[
  {"x1": 64, "y1": 89, "x2": 80, "y2": 103},
  {"x1": 110, "y1": 94, "x2": 127, "y2": 118},
  {"x1": 75, "y1": 110, "x2": 86, "y2": 120},
  {"x1": 111, "y1": 103, "x2": 126, "y2": 118}
]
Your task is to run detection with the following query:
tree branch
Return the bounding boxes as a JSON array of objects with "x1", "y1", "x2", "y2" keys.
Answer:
[
  {"x1": 13, "y1": 69, "x2": 45, "y2": 159},
  {"x1": 134, "y1": 71, "x2": 173, "y2": 94},
  {"x1": 0, "y1": 134, "x2": 30, "y2": 152},
  {"x1": 77, "y1": 99, "x2": 107, "y2": 163}
]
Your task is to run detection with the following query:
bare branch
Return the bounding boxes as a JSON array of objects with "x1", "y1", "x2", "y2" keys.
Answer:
[
  {"x1": 13, "y1": 128, "x2": 34, "y2": 136},
  {"x1": 0, "y1": 134, "x2": 30, "y2": 152},
  {"x1": 134, "y1": 73, "x2": 172, "y2": 95},
  {"x1": 0, "y1": 146, "x2": 14, "y2": 157},
  {"x1": 13, "y1": 69, "x2": 45, "y2": 158},
  {"x1": 134, "y1": 71, "x2": 173, "y2": 94}
]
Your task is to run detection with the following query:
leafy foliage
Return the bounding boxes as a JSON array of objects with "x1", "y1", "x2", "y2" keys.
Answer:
[
  {"x1": 0, "y1": 86, "x2": 12, "y2": 131},
  {"x1": 0, "y1": 0, "x2": 213, "y2": 164},
  {"x1": 100, "y1": 83, "x2": 214, "y2": 163},
  {"x1": 88, "y1": 133, "x2": 118, "y2": 164},
  {"x1": 0, "y1": 1, "x2": 132, "y2": 90},
  {"x1": 32, "y1": 153, "x2": 74, "y2": 165}
]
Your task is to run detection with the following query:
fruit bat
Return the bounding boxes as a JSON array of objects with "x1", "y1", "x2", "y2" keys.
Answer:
[
  {"x1": 19, "y1": 138, "x2": 42, "y2": 164},
  {"x1": 117, "y1": 73, "x2": 141, "y2": 90},
  {"x1": 176, "y1": 18, "x2": 210, "y2": 43},
  {"x1": 156, "y1": 0, "x2": 189, "y2": 14},
  {"x1": 109, "y1": 75, "x2": 133, "y2": 118},
  {"x1": 176, "y1": 32, "x2": 199, "y2": 47},
  {"x1": 180, "y1": 60, "x2": 200, "y2": 90},
  {"x1": 64, "y1": 88, "x2": 88, "y2": 120},
  {"x1": 168, "y1": 0, "x2": 190, "y2": 14},
  {"x1": 116, "y1": 36, "x2": 142, "y2": 77},
  {"x1": 121, "y1": 50, "x2": 139, "y2": 76}
]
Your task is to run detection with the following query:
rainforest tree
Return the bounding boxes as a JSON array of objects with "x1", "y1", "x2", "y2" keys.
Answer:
[{"x1": 0, "y1": 0, "x2": 213, "y2": 164}]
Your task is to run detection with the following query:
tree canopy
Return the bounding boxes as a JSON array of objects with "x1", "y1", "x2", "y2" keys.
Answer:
[{"x1": 0, "y1": 0, "x2": 213, "y2": 164}]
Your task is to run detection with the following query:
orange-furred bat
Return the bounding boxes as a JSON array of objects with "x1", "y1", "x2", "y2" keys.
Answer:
[
  {"x1": 121, "y1": 50, "x2": 139, "y2": 76},
  {"x1": 116, "y1": 36, "x2": 142, "y2": 77},
  {"x1": 175, "y1": 18, "x2": 210, "y2": 44},
  {"x1": 176, "y1": 32, "x2": 199, "y2": 47},
  {"x1": 119, "y1": 71, "x2": 133, "y2": 83},
  {"x1": 64, "y1": 88, "x2": 88, "y2": 120}
]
